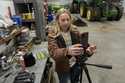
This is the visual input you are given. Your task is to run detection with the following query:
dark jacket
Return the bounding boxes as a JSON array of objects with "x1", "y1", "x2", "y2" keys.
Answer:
[{"x1": 48, "y1": 25, "x2": 81, "y2": 73}]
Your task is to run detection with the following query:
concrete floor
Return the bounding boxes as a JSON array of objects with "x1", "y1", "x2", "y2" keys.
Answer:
[
  {"x1": 77, "y1": 15, "x2": 125, "y2": 83},
  {"x1": 39, "y1": 14, "x2": 125, "y2": 83}
]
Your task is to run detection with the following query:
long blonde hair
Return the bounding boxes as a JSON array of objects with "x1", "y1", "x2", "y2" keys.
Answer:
[{"x1": 48, "y1": 8, "x2": 77, "y2": 37}]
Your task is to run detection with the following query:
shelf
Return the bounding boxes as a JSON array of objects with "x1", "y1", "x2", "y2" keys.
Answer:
[
  {"x1": 13, "y1": 0, "x2": 33, "y2": 3},
  {"x1": 17, "y1": 38, "x2": 33, "y2": 51},
  {"x1": 22, "y1": 19, "x2": 35, "y2": 23},
  {"x1": 0, "y1": 28, "x2": 24, "y2": 45}
]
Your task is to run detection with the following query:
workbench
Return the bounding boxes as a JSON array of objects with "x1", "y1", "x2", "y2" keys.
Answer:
[
  {"x1": 0, "y1": 57, "x2": 50, "y2": 83},
  {"x1": 0, "y1": 44, "x2": 54, "y2": 83}
]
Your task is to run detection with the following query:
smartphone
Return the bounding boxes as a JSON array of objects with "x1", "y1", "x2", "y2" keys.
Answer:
[{"x1": 80, "y1": 32, "x2": 89, "y2": 49}]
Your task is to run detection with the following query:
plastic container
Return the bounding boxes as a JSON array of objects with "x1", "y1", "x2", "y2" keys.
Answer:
[{"x1": 11, "y1": 16, "x2": 22, "y2": 26}]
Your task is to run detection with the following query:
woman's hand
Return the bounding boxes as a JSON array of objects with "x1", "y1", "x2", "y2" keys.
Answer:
[
  {"x1": 67, "y1": 44, "x2": 84, "y2": 56},
  {"x1": 86, "y1": 44, "x2": 96, "y2": 55}
]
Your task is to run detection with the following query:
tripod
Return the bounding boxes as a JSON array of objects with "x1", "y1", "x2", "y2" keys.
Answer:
[{"x1": 77, "y1": 56, "x2": 112, "y2": 83}]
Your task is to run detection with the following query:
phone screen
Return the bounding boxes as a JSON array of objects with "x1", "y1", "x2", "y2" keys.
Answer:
[{"x1": 80, "y1": 32, "x2": 89, "y2": 49}]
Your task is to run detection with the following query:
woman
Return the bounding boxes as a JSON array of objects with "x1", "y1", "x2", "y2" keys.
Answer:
[{"x1": 48, "y1": 8, "x2": 96, "y2": 83}]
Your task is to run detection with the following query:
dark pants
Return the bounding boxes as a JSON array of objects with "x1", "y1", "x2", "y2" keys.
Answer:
[
  {"x1": 70, "y1": 63, "x2": 81, "y2": 83},
  {"x1": 57, "y1": 63, "x2": 82, "y2": 83},
  {"x1": 57, "y1": 72, "x2": 71, "y2": 83}
]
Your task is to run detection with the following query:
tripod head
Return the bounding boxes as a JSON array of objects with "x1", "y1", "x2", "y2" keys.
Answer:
[{"x1": 77, "y1": 54, "x2": 112, "y2": 69}]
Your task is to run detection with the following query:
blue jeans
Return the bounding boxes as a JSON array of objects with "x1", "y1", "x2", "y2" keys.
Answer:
[
  {"x1": 70, "y1": 63, "x2": 81, "y2": 83},
  {"x1": 57, "y1": 72, "x2": 71, "y2": 83},
  {"x1": 57, "y1": 63, "x2": 81, "y2": 83}
]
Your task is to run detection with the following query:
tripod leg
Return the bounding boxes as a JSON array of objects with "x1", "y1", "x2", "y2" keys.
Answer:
[
  {"x1": 83, "y1": 65, "x2": 92, "y2": 83},
  {"x1": 80, "y1": 67, "x2": 83, "y2": 83}
]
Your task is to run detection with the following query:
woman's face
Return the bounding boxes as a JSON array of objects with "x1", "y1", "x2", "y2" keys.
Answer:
[{"x1": 58, "y1": 12, "x2": 71, "y2": 32}]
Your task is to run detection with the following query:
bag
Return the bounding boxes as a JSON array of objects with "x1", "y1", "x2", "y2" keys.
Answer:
[{"x1": 23, "y1": 52, "x2": 36, "y2": 67}]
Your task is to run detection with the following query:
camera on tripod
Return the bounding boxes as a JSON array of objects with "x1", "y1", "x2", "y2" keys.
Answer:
[{"x1": 78, "y1": 32, "x2": 89, "y2": 62}]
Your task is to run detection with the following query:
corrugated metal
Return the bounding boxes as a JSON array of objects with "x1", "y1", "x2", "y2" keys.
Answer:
[
  {"x1": 124, "y1": 0, "x2": 125, "y2": 13},
  {"x1": 0, "y1": 0, "x2": 15, "y2": 16}
]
